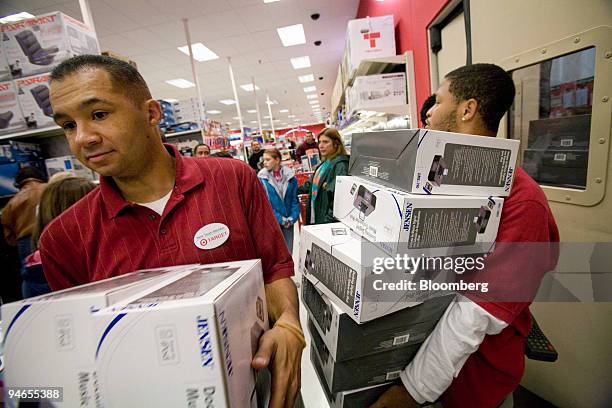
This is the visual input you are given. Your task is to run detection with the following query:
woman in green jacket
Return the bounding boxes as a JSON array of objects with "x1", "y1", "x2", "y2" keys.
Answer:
[{"x1": 302, "y1": 127, "x2": 349, "y2": 224}]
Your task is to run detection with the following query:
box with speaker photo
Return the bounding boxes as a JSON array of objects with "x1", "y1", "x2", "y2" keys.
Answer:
[
  {"x1": 349, "y1": 129, "x2": 519, "y2": 196},
  {"x1": 310, "y1": 342, "x2": 395, "y2": 408},
  {"x1": 92, "y1": 260, "x2": 269, "y2": 408},
  {"x1": 15, "y1": 72, "x2": 55, "y2": 129},
  {"x1": 1, "y1": 12, "x2": 100, "y2": 78},
  {"x1": 1, "y1": 265, "x2": 199, "y2": 407},
  {"x1": 45, "y1": 155, "x2": 95, "y2": 180},
  {"x1": 302, "y1": 276, "x2": 453, "y2": 361},
  {"x1": 334, "y1": 176, "x2": 503, "y2": 257},
  {"x1": 307, "y1": 318, "x2": 419, "y2": 393},
  {"x1": 0, "y1": 81, "x2": 26, "y2": 134},
  {"x1": 299, "y1": 223, "x2": 440, "y2": 323},
  {"x1": 346, "y1": 15, "x2": 396, "y2": 78}
]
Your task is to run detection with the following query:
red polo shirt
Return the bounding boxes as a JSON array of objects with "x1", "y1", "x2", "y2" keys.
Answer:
[{"x1": 40, "y1": 144, "x2": 294, "y2": 290}]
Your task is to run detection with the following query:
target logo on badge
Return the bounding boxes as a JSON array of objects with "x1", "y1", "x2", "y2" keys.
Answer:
[{"x1": 194, "y1": 223, "x2": 230, "y2": 250}]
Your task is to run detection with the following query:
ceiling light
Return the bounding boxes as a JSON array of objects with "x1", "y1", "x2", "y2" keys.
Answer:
[
  {"x1": 177, "y1": 43, "x2": 219, "y2": 62},
  {"x1": 288, "y1": 114, "x2": 296, "y2": 118},
  {"x1": 250, "y1": 120, "x2": 258, "y2": 124},
  {"x1": 219, "y1": 99, "x2": 236, "y2": 105},
  {"x1": 298, "y1": 74, "x2": 314, "y2": 83},
  {"x1": 277, "y1": 24, "x2": 306, "y2": 47},
  {"x1": 266, "y1": 100, "x2": 278, "y2": 105},
  {"x1": 240, "y1": 83, "x2": 260, "y2": 92},
  {"x1": 263, "y1": 0, "x2": 280, "y2": 3},
  {"x1": 264, "y1": 115, "x2": 271, "y2": 119},
  {"x1": 309, "y1": 100, "x2": 319, "y2": 105},
  {"x1": 247, "y1": 109, "x2": 257, "y2": 113},
  {"x1": 165, "y1": 78, "x2": 195, "y2": 88},
  {"x1": 303, "y1": 86, "x2": 316, "y2": 93},
  {"x1": 306, "y1": 94, "x2": 318, "y2": 100},
  {"x1": 290, "y1": 56, "x2": 311, "y2": 70},
  {"x1": 273, "y1": 119, "x2": 281, "y2": 122},
  {"x1": 0, "y1": 12, "x2": 35, "y2": 23},
  {"x1": 206, "y1": 110, "x2": 221, "y2": 114},
  {"x1": 279, "y1": 109, "x2": 289, "y2": 113}
]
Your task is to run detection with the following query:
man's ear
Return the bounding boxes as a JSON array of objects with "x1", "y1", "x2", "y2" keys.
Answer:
[
  {"x1": 461, "y1": 98, "x2": 478, "y2": 122},
  {"x1": 145, "y1": 99, "x2": 162, "y2": 126}
]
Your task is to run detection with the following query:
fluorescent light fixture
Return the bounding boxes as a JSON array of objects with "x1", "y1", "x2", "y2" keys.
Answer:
[
  {"x1": 219, "y1": 99, "x2": 236, "y2": 105},
  {"x1": 306, "y1": 94, "x2": 318, "y2": 100},
  {"x1": 309, "y1": 100, "x2": 319, "y2": 105},
  {"x1": 273, "y1": 119, "x2": 281, "y2": 122},
  {"x1": 233, "y1": 116, "x2": 240, "y2": 120},
  {"x1": 206, "y1": 110, "x2": 221, "y2": 115},
  {"x1": 266, "y1": 100, "x2": 278, "y2": 105},
  {"x1": 290, "y1": 56, "x2": 311, "y2": 70},
  {"x1": 250, "y1": 121, "x2": 258, "y2": 124},
  {"x1": 240, "y1": 83, "x2": 260, "y2": 92},
  {"x1": 247, "y1": 109, "x2": 257, "y2": 113},
  {"x1": 0, "y1": 12, "x2": 35, "y2": 23},
  {"x1": 303, "y1": 86, "x2": 316, "y2": 93},
  {"x1": 263, "y1": 115, "x2": 271, "y2": 119},
  {"x1": 165, "y1": 78, "x2": 195, "y2": 88},
  {"x1": 263, "y1": 0, "x2": 280, "y2": 3},
  {"x1": 288, "y1": 114, "x2": 296, "y2": 118},
  {"x1": 177, "y1": 43, "x2": 219, "y2": 62},
  {"x1": 298, "y1": 74, "x2": 314, "y2": 83},
  {"x1": 277, "y1": 24, "x2": 306, "y2": 47},
  {"x1": 279, "y1": 109, "x2": 289, "y2": 113}
]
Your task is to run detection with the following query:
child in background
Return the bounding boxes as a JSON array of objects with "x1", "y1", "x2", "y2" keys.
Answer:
[
  {"x1": 25, "y1": 177, "x2": 96, "y2": 297},
  {"x1": 258, "y1": 148, "x2": 300, "y2": 253}
]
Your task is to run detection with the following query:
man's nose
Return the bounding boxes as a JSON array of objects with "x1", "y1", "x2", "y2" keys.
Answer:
[{"x1": 75, "y1": 122, "x2": 102, "y2": 145}]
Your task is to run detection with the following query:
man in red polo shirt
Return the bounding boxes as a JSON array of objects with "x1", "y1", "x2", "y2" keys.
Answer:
[
  {"x1": 41, "y1": 55, "x2": 303, "y2": 408},
  {"x1": 371, "y1": 64, "x2": 559, "y2": 408}
]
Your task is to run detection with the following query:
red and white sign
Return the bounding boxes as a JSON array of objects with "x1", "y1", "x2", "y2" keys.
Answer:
[{"x1": 194, "y1": 223, "x2": 230, "y2": 250}]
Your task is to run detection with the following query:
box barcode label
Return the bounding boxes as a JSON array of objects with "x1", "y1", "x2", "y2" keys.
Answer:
[
  {"x1": 560, "y1": 139, "x2": 573, "y2": 147},
  {"x1": 386, "y1": 370, "x2": 401, "y2": 381},
  {"x1": 393, "y1": 334, "x2": 410, "y2": 345},
  {"x1": 369, "y1": 166, "x2": 379, "y2": 177},
  {"x1": 554, "y1": 153, "x2": 567, "y2": 161}
]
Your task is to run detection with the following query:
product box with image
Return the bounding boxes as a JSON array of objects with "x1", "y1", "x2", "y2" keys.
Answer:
[
  {"x1": 0, "y1": 44, "x2": 11, "y2": 81},
  {"x1": 334, "y1": 175, "x2": 503, "y2": 257},
  {"x1": 349, "y1": 129, "x2": 520, "y2": 196},
  {"x1": 1, "y1": 265, "x2": 199, "y2": 407},
  {"x1": 299, "y1": 223, "x2": 444, "y2": 323},
  {"x1": 308, "y1": 318, "x2": 420, "y2": 393},
  {"x1": 15, "y1": 72, "x2": 55, "y2": 128},
  {"x1": 45, "y1": 155, "x2": 95, "y2": 180},
  {"x1": 310, "y1": 342, "x2": 395, "y2": 408},
  {"x1": 92, "y1": 260, "x2": 269, "y2": 408},
  {"x1": 346, "y1": 15, "x2": 396, "y2": 78},
  {"x1": 0, "y1": 81, "x2": 26, "y2": 134},
  {"x1": 302, "y1": 276, "x2": 453, "y2": 361},
  {"x1": 1, "y1": 12, "x2": 100, "y2": 78},
  {"x1": 351, "y1": 73, "x2": 406, "y2": 111}
]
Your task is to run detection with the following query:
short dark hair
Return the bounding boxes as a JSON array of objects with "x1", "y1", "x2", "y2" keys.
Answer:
[
  {"x1": 420, "y1": 94, "x2": 436, "y2": 127},
  {"x1": 50, "y1": 54, "x2": 152, "y2": 104},
  {"x1": 15, "y1": 166, "x2": 46, "y2": 187},
  {"x1": 445, "y1": 63, "x2": 515, "y2": 132}
]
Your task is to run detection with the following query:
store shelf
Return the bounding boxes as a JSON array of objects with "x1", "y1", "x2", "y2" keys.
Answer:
[
  {"x1": 346, "y1": 54, "x2": 407, "y2": 87},
  {"x1": 164, "y1": 128, "x2": 203, "y2": 138},
  {"x1": 0, "y1": 126, "x2": 64, "y2": 141}
]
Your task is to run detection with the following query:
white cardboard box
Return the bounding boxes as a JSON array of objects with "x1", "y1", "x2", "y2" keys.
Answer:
[
  {"x1": 299, "y1": 223, "x2": 433, "y2": 323},
  {"x1": 1, "y1": 266, "x2": 197, "y2": 407},
  {"x1": 302, "y1": 276, "x2": 452, "y2": 361},
  {"x1": 15, "y1": 72, "x2": 55, "y2": 129},
  {"x1": 1, "y1": 12, "x2": 100, "y2": 78},
  {"x1": 92, "y1": 260, "x2": 269, "y2": 408},
  {"x1": 346, "y1": 15, "x2": 396, "y2": 78},
  {"x1": 0, "y1": 81, "x2": 26, "y2": 134},
  {"x1": 349, "y1": 129, "x2": 520, "y2": 196},
  {"x1": 45, "y1": 155, "x2": 95, "y2": 180},
  {"x1": 351, "y1": 73, "x2": 406, "y2": 111},
  {"x1": 334, "y1": 175, "x2": 503, "y2": 257}
]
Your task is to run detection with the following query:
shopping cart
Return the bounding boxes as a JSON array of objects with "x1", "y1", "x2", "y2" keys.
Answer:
[
  {"x1": 295, "y1": 171, "x2": 313, "y2": 188},
  {"x1": 298, "y1": 194, "x2": 309, "y2": 229}
]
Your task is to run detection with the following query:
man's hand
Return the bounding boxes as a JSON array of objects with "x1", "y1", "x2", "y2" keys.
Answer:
[
  {"x1": 252, "y1": 319, "x2": 304, "y2": 408},
  {"x1": 369, "y1": 385, "x2": 421, "y2": 408}
]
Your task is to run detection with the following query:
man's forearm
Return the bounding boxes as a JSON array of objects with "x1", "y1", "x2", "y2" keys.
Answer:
[{"x1": 265, "y1": 277, "x2": 301, "y2": 327}]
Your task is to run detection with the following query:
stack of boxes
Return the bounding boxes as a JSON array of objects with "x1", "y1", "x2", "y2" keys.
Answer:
[
  {"x1": 1, "y1": 260, "x2": 270, "y2": 407},
  {"x1": 0, "y1": 12, "x2": 100, "y2": 132},
  {"x1": 157, "y1": 99, "x2": 177, "y2": 133},
  {"x1": 0, "y1": 141, "x2": 46, "y2": 196},
  {"x1": 300, "y1": 128, "x2": 520, "y2": 407}
]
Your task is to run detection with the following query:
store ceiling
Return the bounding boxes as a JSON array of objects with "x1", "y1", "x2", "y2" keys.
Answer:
[{"x1": 0, "y1": 0, "x2": 359, "y2": 129}]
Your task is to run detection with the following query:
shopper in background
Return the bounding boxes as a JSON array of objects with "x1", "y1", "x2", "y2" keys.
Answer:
[
  {"x1": 248, "y1": 140, "x2": 265, "y2": 170},
  {"x1": 294, "y1": 131, "x2": 318, "y2": 160},
  {"x1": 370, "y1": 64, "x2": 559, "y2": 408},
  {"x1": 24, "y1": 177, "x2": 96, "y2": 297},
  {"x1": 258, "y1": 148, "x2": 300, "y2": 253},
  {"x1": 43, "y1": 55, "x2": 303, "y2": 408},
  {"x1": 194, "y1": 143, "x2": 211, "y2": 157},
  {"x1": 301, "y1": 128, "x2": 349, "y2": 225},
  {"x1": 420, "y1": 94, "x2": 436, "y2": 128},
  {"x1": 1, "y1": 166, "x2": 47, "y2": 280}
]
